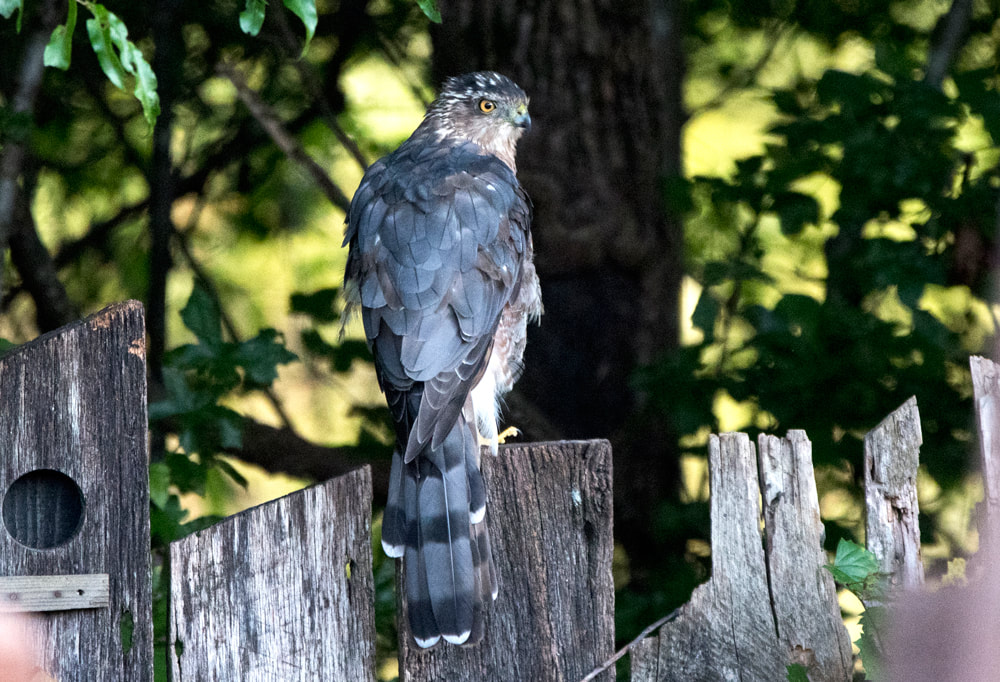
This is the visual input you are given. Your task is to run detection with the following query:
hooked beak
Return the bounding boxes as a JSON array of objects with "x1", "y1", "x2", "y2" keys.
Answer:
[{"x1": 512, "y1": 105, "x2": 531, "y2": 131}]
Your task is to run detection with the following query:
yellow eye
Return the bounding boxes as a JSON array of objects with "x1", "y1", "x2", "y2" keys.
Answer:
[{"x1": 478, "y1": 99, "x2": 496, "y2": 113}]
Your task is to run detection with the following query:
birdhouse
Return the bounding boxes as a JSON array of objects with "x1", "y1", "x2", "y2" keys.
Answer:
[{"x1": 0, "y1": 301, "x2": 152, "y2": 679}]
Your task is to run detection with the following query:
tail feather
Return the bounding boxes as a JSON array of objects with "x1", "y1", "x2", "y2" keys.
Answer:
[
  {"x1": 397, "y1": 409, "x2": 493, "y2": 648},
  {"x1": 467, "y1": 443, "x2": 487, "y2": 524},
  {"x1": 381, "y1": 449, "x2": 406, "y2": 557},
  {"x1": 405, "y1": 517, "x2": 442, "y2": 648}
]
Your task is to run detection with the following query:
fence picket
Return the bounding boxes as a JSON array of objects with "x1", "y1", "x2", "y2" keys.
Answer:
[
  {"x1": 168, "y1": 467, "x2": 375, "y2": 681},
  {"x1": 397, "y1": 439, "x2": 616, "y2": 682}
]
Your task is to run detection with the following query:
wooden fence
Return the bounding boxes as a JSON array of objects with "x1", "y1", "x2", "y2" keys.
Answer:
[{"x1": 0, "y1": 300, "x2": 995, "y2": 681}]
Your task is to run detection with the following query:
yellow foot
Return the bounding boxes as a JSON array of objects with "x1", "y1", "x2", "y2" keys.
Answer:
[{"x1": 496, "y1": 426, "x2": 521, "y2": 444}]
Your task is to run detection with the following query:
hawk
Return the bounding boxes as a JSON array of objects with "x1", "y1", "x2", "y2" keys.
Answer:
[{"x1": 343, "y1": 72, "x2": 541, "y2": 647}]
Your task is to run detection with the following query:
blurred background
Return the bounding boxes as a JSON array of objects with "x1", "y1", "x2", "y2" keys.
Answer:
[{"x1": 1, "y1": 0, "x2": 997, "y2": 677}]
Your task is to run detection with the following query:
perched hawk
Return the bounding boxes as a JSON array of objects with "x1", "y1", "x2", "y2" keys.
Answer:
[{"x1": 343, "y1": 72, "x2": 541, "y2": 647}]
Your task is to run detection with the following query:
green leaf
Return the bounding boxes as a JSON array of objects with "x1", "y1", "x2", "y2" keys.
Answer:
[
  {"x1": 149, "y1": 461, "x2": 172, "y2": 509},
  {"x1": 131, "y1": 48, "x2": 160, "y2": 128},
  {"x1": 239, "y1": 0, "x2": 267, "y2": 36},
  {"x1": 85, "y1": 4, "x2": 160, "y2": 128},
  {"x1": 416, "y1": 0, "x2": 442, "y2": 23},
  {"x1": 772, "y1": 191, "x2": 820, "y2": 235},
  {"x1": 44, "y1": 0, "x2": 77, "y2": 70},
  {"x1": 86, "y1": 6, "x2": 127, "y2": 89},
  {"x1": 826, "y1": 538, "x2": 880, "y2": 588},
  {"x1": 234, "y1": 329, "x2": 298, "y2": 386},
  {"x1": 857, "y1": 605, "x2": 888, "y2": 680},
  {"x1": 180, "y1": 284, "x2": 224, "y2": 348},
  {"x1": 786, "y1": 663, "x2": 809, "y2": 682},
  {"x1": 691, "y1": 291, "x2": 720, "y2": 343},
  {"x1": 282, "y1": 0, "x2": 316, "y2": 54},
  {"x1": 0, "y1": 0, "x2": 21, "y2": 23},
  {"x1": 290, "y1": 288, "x2": 341, "y2": 323}
]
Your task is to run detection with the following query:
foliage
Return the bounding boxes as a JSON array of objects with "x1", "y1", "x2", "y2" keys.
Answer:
[
  {"x1": 638, "y1": 1, "x2": 1000, "y2": 573},
  {"x1": 786, "y1": 663, "x2": 809, "y2": 682},
  {"x1": 40, "y1": 1, "x2": 161, "y2": 127},
  {"x1": 825, "y1": 539, "x2": 888, "y2": 680},
  {"x1": 148, "y1": 283, "x2": 297, "y2": 546}
]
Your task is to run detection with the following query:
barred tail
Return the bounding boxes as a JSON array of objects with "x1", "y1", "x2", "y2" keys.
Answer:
[{"x1": 382, "y1": 411, "x2": 497, "y2": 647}]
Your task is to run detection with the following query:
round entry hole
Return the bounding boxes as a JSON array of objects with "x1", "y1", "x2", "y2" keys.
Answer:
[{"x1": 2, "y1": 469, "x2": 84, "y2": 549}]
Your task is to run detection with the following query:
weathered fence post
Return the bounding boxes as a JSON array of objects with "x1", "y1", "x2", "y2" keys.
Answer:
[
  {"x1": 168, "y1": 466, "x2": 376, "y2": 681},
  {"x1": 971, "y1": 355, "x2": 1000, "y2": 548},
  {"x1": 630, "y1": 431, "x2": 852, "y2": 682},
  {"x1": 397, "y1": 439, "x2": 616, "y2": 682},
  {"x1": 863, "y1": 396, "x2": 923, "y2": 589},
  {"x1": 758, "y1": 431, "x2": 854, "y2": 678},
  {"x1": 0, "y1": 301, "x2": 153, "y2": 679}
]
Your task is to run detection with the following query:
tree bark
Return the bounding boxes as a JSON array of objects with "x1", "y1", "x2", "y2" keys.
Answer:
[{"x1": 431, "y1": 0, "x2": 687, "y2": 570}]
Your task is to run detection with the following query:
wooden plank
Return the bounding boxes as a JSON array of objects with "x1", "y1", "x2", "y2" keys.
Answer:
[
  {"x1": 863, "y1": 396, "x2": 924, "y2": 589},
  {"x1": 0, "y1": 574, "x2": 109, "y2": 612},
  {"x1": 630, "y1": 433, "x2": 785, "y2": 681},
  {"x1": 169, "y1": 466, "x2": 375, "y2": 682},
  {"x1": 0, "y1": 301, "x2": 152, "y2": 679},
  {"x1": 758, "y1": 431, "x2": 852, "y2": 681},
  {"x1": 971, "y1": 355, "x2": 1000, "y2": 548},
  {"x1": 397, "y1": 439, "x2": 615, "y2": 682}
]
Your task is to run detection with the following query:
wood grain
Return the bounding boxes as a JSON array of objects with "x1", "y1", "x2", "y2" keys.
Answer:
[
  {"x1": 397, "y1": 439, "x2": 615, "y2": 682},
  {"x1": 631, "y1": 433, "x2": 785, "y2": 681},
  {"x1": 863, "y1": 396, "x2": 924, "y2": 590},
  {"x1": 169, "y1": 466, "x2": 376, "y2": 682},
  {"x1": 0, "y1": 573, "x2": 109, "y2": 612},
  {"x1": 0, "y1": 300, "x2": 152, "y2": 679},
  {"x1": 758, "y1": 431, "x2": 852, "y2": 680},
  {"x1": 631, "y1": 432, "x2": 852, "y2": 681},
  {"x1": 971, "y1": 355, "x2": 1000, "y2": 549}
]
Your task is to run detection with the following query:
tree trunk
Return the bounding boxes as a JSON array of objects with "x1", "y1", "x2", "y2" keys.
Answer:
[{"x1": 431, "y1": 0, "x2": 687, "y2": 570}]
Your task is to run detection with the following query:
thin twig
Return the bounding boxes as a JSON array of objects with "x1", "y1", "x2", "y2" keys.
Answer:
[
  {"x1": 578, "y1": 607, "x2": 681, "y2": 682},
  {"x1": 924, "y1": 0, "x2": 973, "y2": 90},
  {"x1": 271, "y1": 6, "x2": 369, "y2": 172},
  {"x1": 692, "y1": 21, "x2": 792, "y2": 115},
  {"x1": 216, "y1": 61, "x2": 352, "y2": 213}
]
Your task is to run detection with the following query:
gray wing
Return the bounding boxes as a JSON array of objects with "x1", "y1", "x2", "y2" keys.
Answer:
[{"x1": 344, "y1": 137, "x2": 530, "y2": 462}]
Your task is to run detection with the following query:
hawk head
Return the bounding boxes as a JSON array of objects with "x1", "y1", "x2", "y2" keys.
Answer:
[{"x1": 423, "y1": 71, "x2": 531, "y2": 170}]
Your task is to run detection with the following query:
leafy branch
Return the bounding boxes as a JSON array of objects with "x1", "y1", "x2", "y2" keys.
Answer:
[{"x1": 825, "y1": 538, "x2": 889, "y2": 680}]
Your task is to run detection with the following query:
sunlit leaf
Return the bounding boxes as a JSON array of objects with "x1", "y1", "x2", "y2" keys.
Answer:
[
  {"x1": 43, "y1": 0, "x2": 77, "y2": 70},
  {"x1": 0, "y1": 0, "x2": 21, "y2": 20},
  {"x1": 85, "y1": 4, "x2": 160, "y2": 127},
  {"x1": 239, "y1": 0, "x2": 267, "y2": 36},
  {"x1": 826, "y1": 538, "x2": 879, "y2": 588},
  {"x1": 86, "y1": 6, "x2": 127, "y2": 89},
  {"x1": 283, "y1": 0, "x2": 316, "y2": 54},
  {"x1": 416, "y1": 0, "x2": 442, "y2": 23}
]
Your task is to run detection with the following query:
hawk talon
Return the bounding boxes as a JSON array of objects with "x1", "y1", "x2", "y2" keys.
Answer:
[{"x1": 496, "y1": 426, "x2": 520, "y2": 444}]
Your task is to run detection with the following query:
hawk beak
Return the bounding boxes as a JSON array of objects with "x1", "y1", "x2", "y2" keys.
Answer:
[{"x1": 513, "y1": 107, "x2": 531, "y2": 131}]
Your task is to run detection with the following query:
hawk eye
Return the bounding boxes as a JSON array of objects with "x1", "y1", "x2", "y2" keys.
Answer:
[{"x1": 478, "y1": 99, "x2": 497, "y2": 114}]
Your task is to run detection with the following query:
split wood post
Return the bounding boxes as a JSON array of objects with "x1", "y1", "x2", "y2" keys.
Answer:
[
  {"x1": 0, "y1": 301, "x2": 153, "y2": 679},
  {"x1": 630, "y1": 431, "x2": 852, "y2": 682},
  {"x1": 757, "y1": 431, "x2": 853, "y2": 679},
  {"x1": 169, "y1": 467, "x2": 376, "y2": 682},
  {"x1": 397, "y1": 439, "x2": 615, "y2": 682},
  {"x1": 971, "y1": 355, "x2": 1000, "y2": 549},
  {"x1": 863, "y1": 396, "x2": 923, "y2": 589}
]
